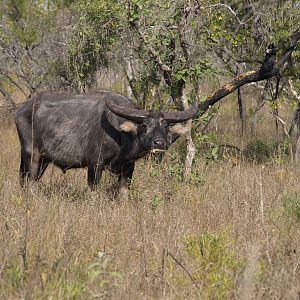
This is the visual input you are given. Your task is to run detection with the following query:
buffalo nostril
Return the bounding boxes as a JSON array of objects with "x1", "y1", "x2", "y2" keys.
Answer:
[{"x1": 153, "y1": 139, "x2": 165, "y2": 148}]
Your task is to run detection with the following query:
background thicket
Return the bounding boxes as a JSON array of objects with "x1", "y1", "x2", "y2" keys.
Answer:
[{"x1": 1, "y1": 0, "x2": 300, "y2": 299}]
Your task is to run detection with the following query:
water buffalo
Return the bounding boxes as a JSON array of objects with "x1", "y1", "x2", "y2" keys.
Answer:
[{"x1": 15, "y1": 90, "x2": 198, "y2": 198}]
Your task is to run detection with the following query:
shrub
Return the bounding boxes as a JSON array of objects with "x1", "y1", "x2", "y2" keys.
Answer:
[
  {"x1": 244, "y1": 139, "x2": 291, "y2": 163},
  {"x1": 184, "y1": 233, "x2": 244, "y2": 299}
]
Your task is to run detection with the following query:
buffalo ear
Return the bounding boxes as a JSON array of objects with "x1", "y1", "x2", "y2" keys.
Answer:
[
  {"x1": 120, "y1": 121, "x2": 138, "y2": 134},
  {"x1": 169, "y1": 123, "x2": 189, "y2": 135}
]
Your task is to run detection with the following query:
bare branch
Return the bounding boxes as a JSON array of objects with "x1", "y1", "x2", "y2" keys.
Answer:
[
  {"x1": 0, "y1": 83, "x2": 16, "y2": 108},
  {"x1": 288, "y1": 79, "x2": 300, "y2": 103},
  {"x1": 270, "y1": 111, "x2": 290, "y2": 138},
  {"x1": 0, "y1": 67, "x2": 27, "y2": 97},
  {"x1": 200, "y1": 4, "x2": 245, "y2": 25},
  {"x1": 167, "y1": 251, "x2": 200, "y2": 290}
]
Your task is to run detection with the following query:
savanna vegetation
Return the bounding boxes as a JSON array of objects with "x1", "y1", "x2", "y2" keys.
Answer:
[{"x1": 1, "y1": 0, "x2": 300, "y2": 299}]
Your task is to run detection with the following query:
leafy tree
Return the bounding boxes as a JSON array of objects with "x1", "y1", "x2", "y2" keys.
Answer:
[
  {"x1": 0, "y1": 0, "x2": 65, "y2": 102},
  {"x1": 1, "y1": 0, "x2": 300, "y2": 174},
  {"x1": 200, "y1": 0, "x2": 300, "y2": 136},
  {"x1": 65, "y1": 0, "x2": 125, "y2": 92}
]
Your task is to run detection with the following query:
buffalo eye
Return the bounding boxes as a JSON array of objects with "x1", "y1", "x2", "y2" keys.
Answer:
[
  {"x1": 161, "y1": 120, "x2": 169, "y2": 128},
  {"x1": 142, "y1": 122, "x2": 148, "y2": 128}
]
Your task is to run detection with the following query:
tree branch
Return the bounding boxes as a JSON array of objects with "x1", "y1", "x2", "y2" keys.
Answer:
[
  {"x1": 0, "y1": 83, "x2": 16, "y2": 108},
  {"x1": 198, "y1": 28, "x2": 300, "y2": 114},
  {"x1": 277, "y1": 29, "x2": 300, "y2": 68},
  {"x1": 200, "y1": 4, "x2": 245, "y2": 25},
  {"x1": 0, "y1": 67, "x2": 27, "y2": 97},
  {"x1": 288, "y1": 79, "x2": 300, "y2": 103},
  {"x1": 270, "y1": 111, "x2": 290, "y2": 138}
]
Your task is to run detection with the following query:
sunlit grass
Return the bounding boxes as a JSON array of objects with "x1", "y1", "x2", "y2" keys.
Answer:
[{"x1": 1, "y1": 103, "x2": 300, "y2": 299}]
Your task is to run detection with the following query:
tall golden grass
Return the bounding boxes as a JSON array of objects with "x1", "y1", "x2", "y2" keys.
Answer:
[{"x1": 1, "y1": 96, "x2": 300, "y2": 299}]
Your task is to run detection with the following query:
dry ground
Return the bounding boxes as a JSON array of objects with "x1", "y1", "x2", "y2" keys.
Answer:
[{"x1": 1, "y1": 99, "x2": 300, "y2": 299}]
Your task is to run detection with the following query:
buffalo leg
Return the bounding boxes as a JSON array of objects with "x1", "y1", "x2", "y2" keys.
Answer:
[
  {"x1": 87, "y1": 163, "x2": 104, "y2": 190},
  {"x1": 19, "y1": 149, "x2": 31, "y2": 187},
  {"x1": 19, "y1": 148, "x2": 48, "y2": 187},
  {"x1": 35, "y1": 158, "x2": 49, "y2": 180},
  {"x1": 118, "y1": 162, "x2": 134, "y2": 200},
  {"x1": 29, "y1": 148, "x2": 43, "y2": 180}
]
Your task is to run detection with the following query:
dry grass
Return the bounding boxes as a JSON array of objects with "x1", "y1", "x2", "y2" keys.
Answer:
[{"x1": 1, "y1": 100, "x2": 300, "y2": 299}]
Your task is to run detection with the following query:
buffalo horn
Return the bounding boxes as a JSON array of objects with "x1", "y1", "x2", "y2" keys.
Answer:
[
  {"x1": 106, "y1": 100, "x2": 149, "y2": 123},
  {"x1": 162, "y1": 103, "x2": 199, "y2": 123},
  {"x1": 106, "y1": 100, "x2": 199, "y2": 123}
]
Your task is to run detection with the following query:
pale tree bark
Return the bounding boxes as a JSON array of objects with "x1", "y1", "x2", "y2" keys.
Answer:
[
  {"x1": 180, "y1": 87, "x2": 196, "y2": 178},
  {"x1": 126, "y1": 58, "x2": 134, "y2": 99},
  {"x1": 122, "y1": 51, "x2": 136, "y2": 100}
]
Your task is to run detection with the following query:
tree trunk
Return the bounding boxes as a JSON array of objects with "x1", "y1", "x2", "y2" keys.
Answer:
[
  {"x1": 294, "y1": 104, "x2": 300, "y2": 163},
  {"x1": 126, "y1": 57, "x2": 134, "y2": 99},
  {"x1": 252, "y1": 82, "x2": 268, "y2": 134},
  {"x1": 273, "y1": 104, "x2": 279, "y2": 136},
  {"x1": 272, "y1": 77, "x2": 281, "y2": 136},
  {"x1": 237, "y1": 87, "x2": 246, "y2": 138},
  {"x1": 181, "y1": 87, "x2": 196, "y2": 178}
]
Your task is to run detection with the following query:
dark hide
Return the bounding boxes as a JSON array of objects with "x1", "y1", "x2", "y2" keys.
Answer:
[{"x1": 15, "y1": 90, "x2": 197, "y2": 197}]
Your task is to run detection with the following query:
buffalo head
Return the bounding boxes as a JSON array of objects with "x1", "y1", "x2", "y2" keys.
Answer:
[{"x1": 106, "y1": 100, "x2": 199, "y2": 152}]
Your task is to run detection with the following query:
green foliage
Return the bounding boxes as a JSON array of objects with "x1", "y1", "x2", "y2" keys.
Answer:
[
  {"x1": 58, "y1": 280, "x2": 85, "y2": 299},
  {"x1": 244, "y1": 139, "x2": 291, "y2": 163},
  {"x1": 124, "y1": 0, "x2": 215, "y2": 102},
  {"x1": 2, "y1": 250, "x2": 121, "y2": 299},
  {"x1": 186, "y1": 169, "x2": 206, "y2": 185},
  {"x1": 194, "y1": 132, "x2": 223, "y2": 163},
  {"x1": 66, "y1": 0, "x2": 125, "y2": 91},
  {"x1": 184, "y1": 233, "x2": 244, "y2": 299},
  {"x1": 151, "y1": 195, "x2": 163, "y2": 212},
  {"x1": 244, "y1": 139, "x2": 272, "y2": 162},
  {"x1": 166, "y1": 152, "x2": 184, "y2": 181},
  {"x1": 128, "y1": 0, "x2": 154, "y2": 23},
  {"x1": 4, "y1": 0, "x2": 58, "y2": 46},
  {"x1": 4, "y1": 266, "x2": 24, "y2": 289},
  {"x1": 283, "y1": 194, "x2": 300, "y2": 223},
  {"x1": 86, "y1": 251, "x2": 122, "y2": 289},
  {"x1": 203, "y1": 0, "x2": 300, "y2": 81},
  {"x1": 205, "y1": 146, "x2": 220, "y2": 162},
  {"x1": 0, "y1": 0, "x2": 64, "y2": 94},
  {"x1": 268, "y1": 193, "x2": 300, "y2": 255}
]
